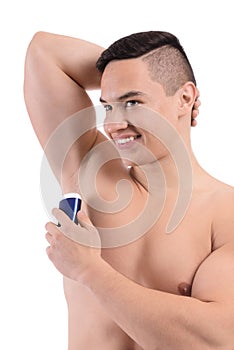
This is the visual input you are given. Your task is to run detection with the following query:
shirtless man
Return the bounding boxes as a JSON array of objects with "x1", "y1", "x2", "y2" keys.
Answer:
[{"x1": 24, "y1": 31, "x2": 234, "y2": 349}]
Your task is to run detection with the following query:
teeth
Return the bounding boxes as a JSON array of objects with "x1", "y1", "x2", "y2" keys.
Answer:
[{"x1": 116, "y1": 136, "x2": 135, "y2": 145}]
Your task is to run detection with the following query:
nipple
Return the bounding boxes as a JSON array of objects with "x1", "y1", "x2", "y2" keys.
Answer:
[{"x1": 178, "y1": 282, "x2": 192, "y2": 296}]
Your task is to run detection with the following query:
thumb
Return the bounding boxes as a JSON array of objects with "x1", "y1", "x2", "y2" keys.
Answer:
[
  {"x1": 77, "y1": 211, "x2": 101, "y2": 248},
  {"x1": 77, "y1": 211, "x2": 94, "y2": 229}
]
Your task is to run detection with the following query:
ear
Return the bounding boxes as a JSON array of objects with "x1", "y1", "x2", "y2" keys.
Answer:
[{"x1": 178, "y1": 82, "x2": 197, "y2": 118}]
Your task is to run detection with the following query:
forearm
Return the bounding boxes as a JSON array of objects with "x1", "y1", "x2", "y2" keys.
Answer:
[
  {"x1": 25, "y1": 32, "x2": 104, "y2": 89},
  {"x1": 83, "y1": 260, "x2": 227, "y2": 350}
]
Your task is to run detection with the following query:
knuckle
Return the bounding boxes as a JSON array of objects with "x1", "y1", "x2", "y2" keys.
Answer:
[{"x1": 54, "y1": 232, "x2": 61, "y2": 242}]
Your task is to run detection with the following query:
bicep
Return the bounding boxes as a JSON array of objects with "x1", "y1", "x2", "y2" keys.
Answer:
[
  {"x1": 191, "y1": 243, "x2": 234, "y2": 344},
  {"x1": 192, "y1": 242, "x2": 234, "y2": 302}
]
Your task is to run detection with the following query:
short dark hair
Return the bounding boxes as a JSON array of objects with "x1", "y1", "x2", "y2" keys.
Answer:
[{"x1": 96, "y1": 31, "x2": 196, "y2": 96}]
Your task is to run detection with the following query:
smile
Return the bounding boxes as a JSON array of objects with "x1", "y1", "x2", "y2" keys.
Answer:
[{"x1": 113, "y1": 135, "x2": 141, "y2": 148}]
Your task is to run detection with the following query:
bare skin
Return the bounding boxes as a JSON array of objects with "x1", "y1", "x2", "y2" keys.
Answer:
[{"x1": 24, "y1": 32, "x2": 234, "y2": 350}]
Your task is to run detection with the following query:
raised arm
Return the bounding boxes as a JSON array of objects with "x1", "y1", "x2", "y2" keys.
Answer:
[{"x1": 24, "y1": 32, "x2": 105, "y2": 192}]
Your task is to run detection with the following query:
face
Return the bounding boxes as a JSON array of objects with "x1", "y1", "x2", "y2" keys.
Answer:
[{"x1": 100, "y1": 57, "x2": 180, "y2": 166}]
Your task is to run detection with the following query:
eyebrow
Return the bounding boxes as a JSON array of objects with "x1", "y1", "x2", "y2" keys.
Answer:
[{"x1": 99, "y1": 90, "x2": 146, "y2": 103}]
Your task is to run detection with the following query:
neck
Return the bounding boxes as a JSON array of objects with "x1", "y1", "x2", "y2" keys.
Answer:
[{"x1": 131, "y1": 145, "x2": 201, "y2": 192}]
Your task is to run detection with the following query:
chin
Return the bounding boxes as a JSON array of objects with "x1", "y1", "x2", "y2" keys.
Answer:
[
  {"x1": 123, "y1": 159, "x2": 134, "y2": 168},
  {"x1": 122, "y1": 158, "x2": 146, "y2": 168}
]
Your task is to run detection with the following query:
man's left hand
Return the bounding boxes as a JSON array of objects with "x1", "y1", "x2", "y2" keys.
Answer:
[{"x1": 45, "y1": 209, "x2": 101, "y2": 282}]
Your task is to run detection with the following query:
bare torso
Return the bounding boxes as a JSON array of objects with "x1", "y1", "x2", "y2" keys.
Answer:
[
  {"x1": 24, "y1": 32, "x2": 234, "y2": 350},
  {"x1": 64, "y1": 171, "x2": 233, "y2": 350}
]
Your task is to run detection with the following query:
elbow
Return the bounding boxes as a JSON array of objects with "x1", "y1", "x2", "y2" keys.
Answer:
[
  {"x1": 24, "y1": 31, "x2": 52, "y2": 99},
  {"x1": 29, "y1": 31, "x2": 52, "y2": 45},
  {"x1": 26, "y1": 31, "x2": 51, "y2": 58},
  {"x1": 25, "y1": 32, "x2": 49, "y2": 70}
]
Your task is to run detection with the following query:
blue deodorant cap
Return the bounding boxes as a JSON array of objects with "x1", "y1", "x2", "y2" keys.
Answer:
[{"x1": 59, "y1": 193, "x2": 82, "y2": 225}]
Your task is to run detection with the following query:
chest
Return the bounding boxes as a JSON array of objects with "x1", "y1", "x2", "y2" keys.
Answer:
[{"x1": 101, "y1": 213, "x2": 212, "y2": 296}]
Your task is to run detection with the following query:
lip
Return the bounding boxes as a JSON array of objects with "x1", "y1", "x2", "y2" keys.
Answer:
[{"x1": 112, "y1": 134, "x2": 142, "y2": 149}]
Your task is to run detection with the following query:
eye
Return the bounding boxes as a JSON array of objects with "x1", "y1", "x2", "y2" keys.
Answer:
[
  {"x1": 125, "y1": 100, "x2": 140, "y2": 108},
  {"x1": 103, "y1": 104, "x2": 113, "y2": 112}
]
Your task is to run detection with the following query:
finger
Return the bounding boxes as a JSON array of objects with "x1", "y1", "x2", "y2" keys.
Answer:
[
  {"x1": 52, "y1": 208, "x2": 75, "y2": 229},
  {"x1": 45, "y1": 231, "x2": 61, "y2": 246},
  {"x1": 192, "y1": 110, "x2": 199, "y2": 119},
  {"x1": 45, "y1": 221, "x2": 60, "y2": 234},
  {"x1": 45, "y1": 232, "x2": 53, "y2": 244},
  {"x1": 77, "y1": 211, "x2": 94, "y2": 229},
  {"x1": 191, "y1": 118, "x2": 197, "y2": 127},
  {"x1": 46, "y1": 245, "x2": 53, "y2": 260},
  {"x1": 194, "y1": 100, "x2": 201, "y2": 108},
  {"x1": 195, "y1": 87, "x2": 200, "y2": 99}
]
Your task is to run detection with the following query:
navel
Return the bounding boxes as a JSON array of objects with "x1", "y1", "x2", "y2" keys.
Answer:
[{"x1": 178, "y1": 282, "x2": 192, "y2": 296}]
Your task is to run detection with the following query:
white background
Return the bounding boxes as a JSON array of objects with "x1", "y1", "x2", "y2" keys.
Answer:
[{"x1": 0, "y1": 1, "x2": 233, "y2": 349}]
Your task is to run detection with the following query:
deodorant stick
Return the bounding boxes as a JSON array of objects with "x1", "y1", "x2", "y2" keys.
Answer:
[{"x1": 59, "y1": 193, "x2": 82, "y2": 224}]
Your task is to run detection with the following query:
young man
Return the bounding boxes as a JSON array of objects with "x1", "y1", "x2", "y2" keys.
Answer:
[{"x1": 24, "y1": 31, "x2": 234, "y2": 350}]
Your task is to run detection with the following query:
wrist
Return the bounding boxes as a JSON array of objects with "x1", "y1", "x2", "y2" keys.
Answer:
[{"x1": 79, "y1": 256, "x2": 111, "y2": 289}]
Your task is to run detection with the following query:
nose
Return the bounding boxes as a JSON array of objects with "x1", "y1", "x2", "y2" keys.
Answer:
[
  {"x1": 104, "y1": 107, "x2": 128, "y2": 134},
  {"x1": 104, "y1": 120, "x2": 128, "y2": 134}
]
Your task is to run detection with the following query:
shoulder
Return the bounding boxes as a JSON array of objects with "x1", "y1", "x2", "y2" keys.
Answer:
[
  {"x1": 210, "y1": 181, "x2": 234, "y2": 249},
  {"x1": 211, "y1": 180, "x2": 234, "y2": 210}
]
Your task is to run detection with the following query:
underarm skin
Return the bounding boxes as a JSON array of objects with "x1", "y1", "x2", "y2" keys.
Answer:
[{"x1": 82, "y1": 255, "x2": 233, "y2": 350}]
